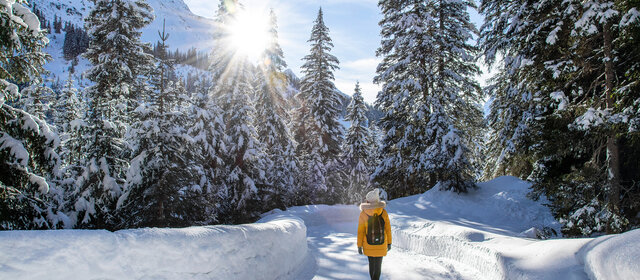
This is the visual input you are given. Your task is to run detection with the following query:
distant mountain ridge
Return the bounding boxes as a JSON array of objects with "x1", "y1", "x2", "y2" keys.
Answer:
[{"x1": 29, "y1": 0, "x2": 216, "y2": 51}]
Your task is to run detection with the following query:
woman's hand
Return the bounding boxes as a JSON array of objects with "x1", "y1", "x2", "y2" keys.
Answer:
[
  {"x1": 387, "y1": 244, "x2": 391, "y2": 251},
  {"x1": 358, "y1": 247, "x2": 363, "y2": 255}
]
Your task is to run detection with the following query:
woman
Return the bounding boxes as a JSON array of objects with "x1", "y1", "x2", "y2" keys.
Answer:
[{"x1": 357, "y1": 188, "x2": 392, "y2": 280}]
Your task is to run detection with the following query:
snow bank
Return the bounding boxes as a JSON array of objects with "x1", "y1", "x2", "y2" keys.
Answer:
[
  {"x1": 390, "y1": 176, "x2": 560, "y2": 234},
  {"x1": 578, "y1": 228, "x2": 640, "y2": 280},
  {"x1": 392, "y1": 229, "x2": 506, "y2": 279},
  {"x1": 387, "y1": 176, "x2": 574, "y2": 280},
  {"x1": 0, "y1": 214, "x2": 307, "y2": 280}
]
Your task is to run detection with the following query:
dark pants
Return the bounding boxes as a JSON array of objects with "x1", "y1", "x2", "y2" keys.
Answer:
[{"x1": 367, "y1": 256, "x2": 383, "y2": 280}]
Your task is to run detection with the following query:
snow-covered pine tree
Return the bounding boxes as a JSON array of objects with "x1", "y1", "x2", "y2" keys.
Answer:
[
  {"x1": 480, "y1": 0, "x2": 640, "y2": 235},
  {"x1": 481, "y1": 70, "x2": 542, "y2": 180},
  {"x1": 539, "y1": 0, "x2": 640, "y2": 235},
  {"x1": 254, "y1": 9, "x2": 299, "y2": 210},
  {"x1": 85, "y1": 0, "x2": 154, "y2": 118},
  {"x1": 209, "y1": 1, "x2": 269, "y2": 222},
  {"x1": 431, "y1": 0, "x2": 483, "y2": 192},
  {"x1": 118, "y1": 22, "x2": 206, "y2": 228},
  {"x1": 263, "y1": 9, "x2": 287, "y2": 75},
  {"x1": 56, "y1": 72, "x2": 85, "y2": 186},
  {"x1": 300, "y1": 144, "x2": 328, "y2": 204},
  {"x1": 0, "y1": 0, "x2": 69, "y2": 229},
  {"x1": 188, "y1": 84, "x2": 226, "y2": 224},
  {"x1": 17, "y1": 83, "x2": 52, "y2": 121},
  {"x1": 208, "y1": 0, "x2": 235, "y2": 86},
  {"x1": 557, "y1": 0, "x2": 640, "y2": 234},
  {"x1": 291, "y1": 97, "x2": 324, "y2": 205},
  {"x1": 373, "y1": 0, "x2": 429, "y2": 197},
  {"x1": 341, "y1": 82, "x2": 373, "y2": 203},
  {"x1": 54, "y1": 73, "x2": 85, "y2": 227},
  {"x1": 374, "y1": 0, "x2": 480, "y2": 196},
  {"x1": 478, "y1": 0, "x2": 562, "y2": 181},
  {"x1": 75, "y1": 0, "x2": 154, "y2": 229},
  {"x1": 368, "y1": 123, "x2": 383, "y2": 173},
  {"x1": 215, "y1": 65, "x2": 269, "y2": 222},
  {"x1": 57, "y1": 73, "x2": 82, "y2": 137},
  {"x1": 298, "y1": 8, "x2": 345, "y2": 203}
]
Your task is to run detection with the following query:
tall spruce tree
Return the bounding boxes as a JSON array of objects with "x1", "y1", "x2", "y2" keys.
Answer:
[
  {"x1": 478, "y1": 0, "x2": 562, "y2": 181},
  {"x1": 556, "y1": 0, "x2": 640, "y2": 235},
  {"x1": 17, "y1": 83, "x2": 52, "y2": 121},
  {"x1": 291, "y1": 98, "x2": 325, "y2": 205},
  {"x1": 255, "y1": 9, "x2": 299, "y2": 209},
  {"x1": 209, "y1": 1, "x2": 269, "y2": 222},
  {"x1": 480, "y1": 0, "x2": 640, "y2": 236},
  {"x1": 342, "y1": 82, "x2": 373, "y2": 203},
  {"x1": 76, "y1": 0, "x2": 154, "y2": 229},
  {"x1": 118, "y1": 21, "x2": 206, "y2": 228},
  {"x1": 297, "y1": 8, "x2": 345, "y2": 203},
  {"x1": 216, "y1": 66, "x2": 269, "y2": 222},
  {"x1": 57, "y1": 73, "x2": 83, "y2": 166},
  {"x1": 1, "y1": 0, "x2": 69, "y2": 229},
  {"x1": 209, "y1": 0, "x2": 235, "y2": 85},
  {"x1": 187, "y1": 86, "x2": 226, "y2": 224},
  {"x1": 374, "y1": 0, "x2": 481, "y2": 197}
]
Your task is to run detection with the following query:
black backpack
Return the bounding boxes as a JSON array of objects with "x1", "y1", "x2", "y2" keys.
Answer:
[{"x1": 366, "y1": 210, "x2": 385, "y2": 245}]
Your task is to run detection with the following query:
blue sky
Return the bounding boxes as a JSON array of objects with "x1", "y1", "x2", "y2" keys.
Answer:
[{"x1": 183, "y1": 0, "x2": 485, "y2": 104}]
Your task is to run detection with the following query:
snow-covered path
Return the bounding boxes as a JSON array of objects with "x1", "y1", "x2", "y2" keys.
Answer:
[{"x1": 290, "y1": 208, "x2": 484, "y2": 280}]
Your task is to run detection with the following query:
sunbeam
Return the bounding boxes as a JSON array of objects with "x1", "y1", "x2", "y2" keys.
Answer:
[{"x1": 228, "y1": 8, "x2": 270, "y2": 62}]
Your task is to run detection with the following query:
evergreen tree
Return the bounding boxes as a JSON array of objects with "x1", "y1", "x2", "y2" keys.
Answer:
[
  {"x1": 57, "y1": 73, "x2": 83, "y2": 166},
  {"x1": 254, "y1": 9, "x2": 299, "y2": 209},
  {"x1": 368, "y1": 124, "x2": 383, "y2": 176},
  {"x1": 557, "y1": 0, "x2": 640, "y2": 234},
  {"x1": 297, "y1": 8, "x2": 345, "y2": 203},
  {"x1": 118, "y1": 21, "x2": 207, "y2": 228},
  {"x1": 54, "y1": 15, "x2": 61, "y2": 34},
  {"x1": 480, "y1": 0, "x2": 640, "y2": 235},
  {"x1": 215, "y1": 65, "x2": 269, "y2": 222},
  {"x1": 75, "y1": 0, "x2": 154, "y2": 229},
  {"x1": 1, "y1": 0, "x2": 69, "y2": 229},
  {"x1": 17, "y1": 82, "x2": 52, "y2": 121},
  {"x1": 187, "y1": 86, "x2": 226, "y2": 224},
  {"x1": 291, "y1": 97, "x2": 323, "y2": 205},
  {"x1": 342, "y1": 82, "x2": 373, "y2": 203},
  {"x1": 373, "y1": 0, "x2": 481, "y2": 197},
  {"x1": 63, "y1": 24, "x2": 90, "y2": 61},
  {"x1": 209, "y1": 0, "x2": 235, "y2": 85},
  {"x1": 478, "y1": 0, "x2": 564, "y2": 181},
  {"x1": 209, "y1": 1, "x2": 269, "y2": 222},
  {"x1": 55, "y1": 73, "x2": 85, "y2": 228}
]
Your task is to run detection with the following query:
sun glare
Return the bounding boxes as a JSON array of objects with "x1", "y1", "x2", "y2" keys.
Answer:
[{"x1": 228, "y1": 9, "x2": 270, "y2": 62}]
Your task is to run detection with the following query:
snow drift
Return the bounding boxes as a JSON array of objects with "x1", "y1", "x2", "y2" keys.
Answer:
[
  {"x1": 0, "y1": 214, "x2": 307, "y2": 280},
  {"x1": 386, "y1": 176, "x2": 587, "y2": 280},
  {"x1": 578, "y1": 228, "x2": 640, "y2": 280}
]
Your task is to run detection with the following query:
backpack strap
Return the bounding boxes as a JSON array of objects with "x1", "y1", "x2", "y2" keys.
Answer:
[{"x1": 364, "y1": 209, "x2": 386, "y2": 217}]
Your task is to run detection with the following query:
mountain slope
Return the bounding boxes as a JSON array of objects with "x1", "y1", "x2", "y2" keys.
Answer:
[{"x1": 30, "y1": 0, "x2": 215, "y2": 50}]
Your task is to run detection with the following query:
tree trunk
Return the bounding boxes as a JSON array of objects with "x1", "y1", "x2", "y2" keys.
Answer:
[{"x1": 602, "y1": 21, "x2": 621, "y2": 221}]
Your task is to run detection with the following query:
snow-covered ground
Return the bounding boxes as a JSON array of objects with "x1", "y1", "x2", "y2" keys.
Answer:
[{"x1": 1, "y1": 176, "x2": 638, "y2": 279}]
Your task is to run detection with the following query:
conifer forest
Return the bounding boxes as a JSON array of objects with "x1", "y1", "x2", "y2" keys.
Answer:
[{"x1": 1, "y1": 0, "x2": 639, "y2": 238}]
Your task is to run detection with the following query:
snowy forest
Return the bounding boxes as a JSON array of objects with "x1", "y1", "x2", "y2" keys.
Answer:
[{"x1": 1, "y1": 0, "x2": 639, "y2": 239}]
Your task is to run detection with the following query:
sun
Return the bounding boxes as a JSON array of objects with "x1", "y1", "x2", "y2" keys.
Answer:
[{"x1": 228, "y1": 9, "x2": 270, "y2": 62}]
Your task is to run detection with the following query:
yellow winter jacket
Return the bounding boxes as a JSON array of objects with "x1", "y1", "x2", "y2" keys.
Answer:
[{"x1": 357, "y1": 201, "x2": 392, "y2": 257}]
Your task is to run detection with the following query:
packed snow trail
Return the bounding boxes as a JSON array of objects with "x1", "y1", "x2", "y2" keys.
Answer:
[
  {"x1": 283, "y1": 176, "x2": 591, "y2": 280},
  {"x1": 287, "y1": 206, "x2": 485, "y2": 280}
]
